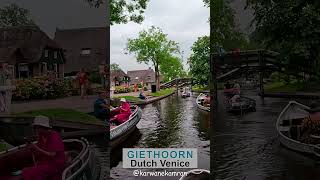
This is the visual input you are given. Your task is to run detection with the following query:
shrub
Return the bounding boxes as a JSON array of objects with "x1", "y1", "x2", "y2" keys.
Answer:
[
  {"x1": 89, "y1": 71, "x2": 102, "y2": 84},
  {"x1": 12, "y1": 76, "x2": 72, "y2": 101},
  {"x1": 114, "y1": 86, "x2": 131, "y2": 94}
]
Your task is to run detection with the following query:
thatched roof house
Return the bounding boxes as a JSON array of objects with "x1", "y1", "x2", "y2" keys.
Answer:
[
  {"x1": 54, "y1": 27, "x2": 108, "y2": 75},
  {"x1": 0, "y1": 26, "x2": 65, "y2": 78}
]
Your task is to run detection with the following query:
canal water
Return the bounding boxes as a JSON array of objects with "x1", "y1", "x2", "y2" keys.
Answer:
[
  {"x1": 214, "y1": 90, "x2": 320, "y2": 180},
  {"x1": 110, "y1": 92, "x2": 210, "y2": 179}
]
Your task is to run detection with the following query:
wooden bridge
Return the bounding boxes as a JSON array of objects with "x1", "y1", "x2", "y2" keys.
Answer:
[
  {"x1": 212, "y1": 49, "x2": 314, "y2": 97},
  {"x1": 160, "y1": 78, "x2": 193, "y2": 89}
]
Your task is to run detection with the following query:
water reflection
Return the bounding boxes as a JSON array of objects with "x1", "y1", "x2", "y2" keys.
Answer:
[
  {"x1": 214, "y1": 91, "x2": 320, "y2": 180},
  {"x1": 110, "y1": 93, "x2": 210, "y2": 179}
]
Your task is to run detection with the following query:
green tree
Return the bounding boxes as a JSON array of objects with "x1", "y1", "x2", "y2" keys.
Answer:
[
  {"x1": 247, "y1": 0, "x2": 320, "y2": 79},
  {"x1": 110, "y1": 63, "x2": 122, "y2": 71},
  {"x1": 86, "y1": 0, "x2": 149, "y2": 25},
  {"x1": 160, "y1": 55, "x2": 184, "y2": 82},
  {"x1": 211, "y1": 0, "x2": 250, "y2": 51},
  {"x1": 126, "y1": 26, "x2": 180, "y2": 90},
  {"x1": 0, "y1": 3, "x2": 35, "y2": 27},
  {"x1": 189, "y1": 36, "x2": 210, "y2": 85}
]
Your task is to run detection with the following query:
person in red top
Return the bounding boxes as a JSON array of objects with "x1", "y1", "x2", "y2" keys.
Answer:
[
  {"x1": 22, "y1": 116, "x2": 65, "y2": 180},
  {"x1": 112, "y1": 98, "x2": 131, "y2": 125},
  {"x1": 76, "y1": 68, "x2": 88, "y2": 99}
]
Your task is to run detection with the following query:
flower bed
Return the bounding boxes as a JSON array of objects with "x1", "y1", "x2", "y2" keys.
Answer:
[{"x1": 12, "y1": 76, "x2": 73, "y2": 101}]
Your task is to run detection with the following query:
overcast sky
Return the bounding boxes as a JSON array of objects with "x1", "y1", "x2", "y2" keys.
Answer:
[
  {"x1": 110, "y1": 0, "x2": 209, "y2": 72},
  {"x1": 0, "y1": 0, "x2": 107, "y2": 38}
]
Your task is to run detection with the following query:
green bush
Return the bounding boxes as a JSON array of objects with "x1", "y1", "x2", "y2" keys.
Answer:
[
  {"x1": 114, "y1": 86, "x2": 131, "y2": 94},
  {"x1": 12, "y1": 76, "x2": 72, "y2": 101},
  {"x1": 89, "y1": 71, "x2": 102, "y2": 84},
  {"x1": 144, "y1": 86, "x2": 148, "y2": 91}
]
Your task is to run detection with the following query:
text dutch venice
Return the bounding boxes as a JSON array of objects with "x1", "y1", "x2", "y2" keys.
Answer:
[{"x1": 123, "y1": 148, "x2": 197, "y2": 168}]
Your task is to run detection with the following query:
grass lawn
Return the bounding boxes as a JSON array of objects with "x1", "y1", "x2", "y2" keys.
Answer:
[
  {"x1": 17, "y1": 108, "x2": 104, "y2": 125},
  {"x1": 0, "y1": 143, "x2": 7, "y2": 152},
  {"x1": 265, "y1": 81, "x2": 320, "y2": 93},
  {"x1": 116, "y1": 96, "x2": 143, "y2": 102},
  {"x1": 192, "y1": 85, "x2": 209, "y2": 91},
  {"x1": 150, "y1": 88, "x2": 175, "y2": 97}
]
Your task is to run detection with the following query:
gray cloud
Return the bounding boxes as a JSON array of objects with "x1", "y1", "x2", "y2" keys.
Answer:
[
  {"x1": 111, "y1": 0, "x2": 209, "y2": 72},
  {"x1": 0, "y1": 0, "x2": 107, "y2": 38}
]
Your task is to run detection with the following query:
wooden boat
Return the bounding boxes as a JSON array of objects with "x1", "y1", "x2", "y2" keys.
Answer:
[
  {"x1": 110, "y1": 105, "x2": 142, "y2": 148},
  {"x1": 196, "y1": 93, "x2": 210, "y2": 112},
  {"x1": 226, "y1": 96, "x2": 256, "y2": 113},
  {"x1": 0, "y1": 138, "x2": 101, "y2": 180},
  {"x1": 276, "y1": 101, "x2": 320, "y2": 157},
  {"x1": 182, "y1": 91, "x2": 191, "y2": 98}
]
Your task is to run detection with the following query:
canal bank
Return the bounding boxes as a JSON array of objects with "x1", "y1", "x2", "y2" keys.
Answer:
[{"x1": 110, "y1": 92, "x2": 210, "y2": 180}]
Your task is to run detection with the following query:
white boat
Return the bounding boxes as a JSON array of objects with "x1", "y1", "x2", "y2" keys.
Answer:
[
  {"x1": 0, "y1": 138, "x2": 101, "y2": 180},
  {"x1": 110, "y1": 105, "x2": 142, "y2": 148},
  {"x1": 182, "y1": 91, "x2": 191, "y2": 98},
  {"x1": 276, "y1": 101, "x2": 320, "y2": 157},
  {"x1": 196, "y1": 93, "x2": 210, "y2": 112}
]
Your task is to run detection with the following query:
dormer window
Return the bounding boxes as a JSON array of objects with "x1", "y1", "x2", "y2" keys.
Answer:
[{"x1": 80, "y1": 48, "x2": 91, "y2": 55}]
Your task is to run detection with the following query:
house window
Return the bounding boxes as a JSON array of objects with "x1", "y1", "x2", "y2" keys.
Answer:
[
  {"x1": 80, "y1": 48, "x2": 91, "y2": 55},
  {"x1": 18, "y1": 64, "x2": 30, "y2": 79},
  {"x1": 44, "y1": 50, "x2": 49, "y2": 57},
  {"x1": 54, "y1": 51, "x2": 58, "y2": 59}
]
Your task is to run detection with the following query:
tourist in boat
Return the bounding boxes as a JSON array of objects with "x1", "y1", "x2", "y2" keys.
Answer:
[
  {"x1": 94, "y1": 90, "x2": 108, "y2": 120},
  {"x1": 22, "y1": 116, "x2": 65, "y2": 180},
  {"x1": 233, "y1": 82, "x2": 241, "y2": 94},
  {"x1": 138, "y1": 89, "x2": 148, "y2": 100},
  {"x1": 111, "y1": 98, "x2": 131, "y2": 125},
  {"x1": 203, "y1": 94, "x2": 211, "y2": 107},
  {"x1": 230, "y1": 94, "x2": 241, "y2": 105}
]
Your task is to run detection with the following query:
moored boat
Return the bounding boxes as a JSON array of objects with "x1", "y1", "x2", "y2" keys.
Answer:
[
  {"x1": 276, "y1": 101, "x2": 320, "y2": 157},
  {"x1": 226, "y1": 96, "x2": 256, "y2": 113},
  {"x1": 182, "y1": 91, "x2": 191, "y2": 98},
  {"x1": 110, "y1": 105, "x2": 142, "y2": 148},
  {"x1": 196, "y1": 93, "x2": 210, "y2": 112},
  {"x1": 0, "y1": 138, "x2": 101, "y2": 180}
]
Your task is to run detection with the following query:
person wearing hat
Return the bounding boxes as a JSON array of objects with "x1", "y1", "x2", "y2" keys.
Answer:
[
  {"x1": 111, "y1": 98, "x2": 131, "y2": 125},
  {"x1": 22, "y1": 116, "x2": 65, "y2": 180},
  {"x1": 94, "y1": 90, "x2": 108, "y2": 120}
]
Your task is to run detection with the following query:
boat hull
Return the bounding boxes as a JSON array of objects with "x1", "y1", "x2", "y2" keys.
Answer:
[
  {"x1": 110, "y1": 106, "x2": 142, "y2": 149},
  {"x1": 196, "y1": 93, "x2": 210, "y2": 112},
  {"x1": 0, "y1": 138, "x2": 101, "y2": 180},
  {"x1": 276, "y1": 101, "x2": 320, "y2": 157}
]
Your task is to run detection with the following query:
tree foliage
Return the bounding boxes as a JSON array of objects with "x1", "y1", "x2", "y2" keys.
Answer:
[
  {"x1": 247, "y1": 0, "x2": 320, "y2": 78},
  {"x1": 0, "y1": 3, "x2": 35, "y2": 27},
  {"x1": 110, "y1": 63, "x2": 122, "y2": 71},
  {"x1": 189, "y1": 36, "x2": 210, "y2": 85},
  {"x1": 159, "y1": 55, "x2": 184, "y2": 82},
  {"x1": 86, "y1": 0, "x2": 149, "y2": 25},
  {"x1": 126, "y1": 26, "x2": 180, "y2": 90}
]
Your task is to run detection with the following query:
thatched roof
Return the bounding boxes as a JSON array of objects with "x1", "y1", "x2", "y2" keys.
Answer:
[
  {"x1": 127, "y1": 68, "x2": 155, "y2": 84},
  {"x1": 0, "y1": 26, "x2": 62, "y2": 64},
  {"x1": 54, "y1": 27, "x2": 108, "y2": 73}
]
